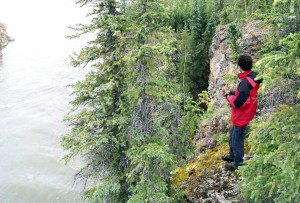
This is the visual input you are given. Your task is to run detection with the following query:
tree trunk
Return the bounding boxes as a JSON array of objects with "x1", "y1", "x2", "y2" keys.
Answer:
[
  {"x1": 244, "y1": 0, "x2": 248, "y2": 17},
  {"x1": 251, "y1": 0, "x2": 255, "y2": 15}
]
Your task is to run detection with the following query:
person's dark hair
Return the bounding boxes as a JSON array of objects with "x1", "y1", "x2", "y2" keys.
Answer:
[{"x1": 238, "y1": 53, "x2": 252, "y2": 71}]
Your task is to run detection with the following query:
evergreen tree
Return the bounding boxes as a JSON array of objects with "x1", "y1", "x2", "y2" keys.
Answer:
[
  {"x1": 225, "y1": 22, "x2": 242, "y2": 61},
  {"x1": 239, "y1": 104, "x2": 300, "y2": 203},
  {"x1": 169, "y1": 0, "x2": 192, "y2": 31},
  {"x1": 61, "y1": 0, "x2": 300, "y2": 202},
  {"x1": 169, "y1": 0, "x2": 218, "y2": 97},
  {"x1": 62, "y1": 0, "x2": 195, "y2": 202},
  {"x1": 256, "y1": 32, "x2": 300, "y2": 95},
  {"x1": 63, "y1": 0, "x2": 129, "y2": 201},
  {"x1": 189, "y1": 0, "x2": 210, "y2": 95}
]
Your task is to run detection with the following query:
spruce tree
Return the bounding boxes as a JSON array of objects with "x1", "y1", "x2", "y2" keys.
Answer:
[
  {"x1": 61, "y1": 0, "x2": 195, "y2": 202},
  {"x1": 62, "y1": 0, "x2": 129, "y2": 202}
]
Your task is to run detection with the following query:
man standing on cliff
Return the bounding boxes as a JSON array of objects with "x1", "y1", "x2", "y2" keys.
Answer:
[{"x1": 222, "y1": 53, "x2": 262, "y2": 171}]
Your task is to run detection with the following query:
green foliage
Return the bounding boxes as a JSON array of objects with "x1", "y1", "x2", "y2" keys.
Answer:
[
  {"x1": 272, "y1": 0, "x2": 299, "y2": 14},
  {"x1": 255, "y1": 32, "x2": 300, "y2": 95},
  {"x1": 239, "y1": 104, "x2": 300, "y2": 203},
  {"x1": 176, "y1": 30, "x2": 194, "y2": 94},
  {"x1": 175, "y1": 96, "x2": 203, "y2": 158},
  {"x1": 219, "y1": 0, "x2": 276, "y2": 24},
  {"x1": 84, "y1": 178, "x2": 122, "y2": 203},
  {"x1": 225, "y1": 22, "x2": 242, "y2": 61},
  {"x1": 168, "y1": 0, "x2": 192, "y2": 31},
  {"x1": 127, "y1": 143, "x2": 175, "y2": 203},
  {"x1": 169, "y1": 0, "x2": 219, "y2": 97},
  {"x1": 62, "y1": 0, "x2": 300, "y2": 202},
  {"x1": 197, "y1": 99, "x2": 231, "y2": 148},
  {"x1": 62, "y1": 0, "x2": 202, "y2": 202}
]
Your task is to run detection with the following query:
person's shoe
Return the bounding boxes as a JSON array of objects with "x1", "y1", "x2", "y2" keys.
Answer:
[
  {"x1": 221, "y1": 155, "x2": 234, "y2": 162},
  {"x1": 225, "y1": 163, "x2": 238, "y2": 171}
]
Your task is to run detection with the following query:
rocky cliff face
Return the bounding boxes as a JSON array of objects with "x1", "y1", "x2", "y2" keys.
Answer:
[
  {"x1": 0, "y1": 23, "x2": 13, "y2": 55},
  {"x1": 195, "y1": 20, "x2": 269, "y2": 152},
  {"x1": 179, "y1": 20, "x2": 270, "y2": 203},
  {"x1": 208, "y1": 20, "x2": 269, "y2": 108}
]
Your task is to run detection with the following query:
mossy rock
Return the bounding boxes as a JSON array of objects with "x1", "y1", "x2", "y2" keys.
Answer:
[{"x1": 172, "y1": 143, "x2": 250, "y2": 203}]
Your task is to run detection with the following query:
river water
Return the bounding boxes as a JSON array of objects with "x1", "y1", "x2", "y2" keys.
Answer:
[{"x1": 0, "y1": 0, "x2": 89, "y2": 202}]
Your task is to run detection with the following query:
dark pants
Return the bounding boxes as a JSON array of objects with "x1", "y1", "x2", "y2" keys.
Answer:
[{"x1": 228, "y1": 125, "x2": 247, "y2": 166}]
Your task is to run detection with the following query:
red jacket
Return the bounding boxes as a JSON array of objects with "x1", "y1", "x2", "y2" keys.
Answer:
[{"x1": 227, "y1": 71, "x2": 260, "y2": 127}]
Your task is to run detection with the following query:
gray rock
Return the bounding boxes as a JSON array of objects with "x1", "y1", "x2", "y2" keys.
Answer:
[
  {"x1": 208, "y1": 20, "x2": 269, "y2": 109},
  {"x1": 0, "y1": 22, "x2": 13, "y2": 51}
]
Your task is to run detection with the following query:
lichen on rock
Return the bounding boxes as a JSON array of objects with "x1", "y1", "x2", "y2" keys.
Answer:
[{"x1": 172, "y1": 143, "x2": 250, "y2": 203}]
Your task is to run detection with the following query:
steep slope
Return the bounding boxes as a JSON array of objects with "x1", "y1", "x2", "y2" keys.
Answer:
[{"x1": 174, "y1": 20, "x2": 269, "y2": 203}]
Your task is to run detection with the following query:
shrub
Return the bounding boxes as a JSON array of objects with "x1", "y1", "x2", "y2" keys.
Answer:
[{"x1": 239, "y1": 104, "x2": 300, "y2": 203}]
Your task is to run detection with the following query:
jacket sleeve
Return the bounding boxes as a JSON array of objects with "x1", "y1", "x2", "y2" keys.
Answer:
[
  {"x1": 233, "y1": 79, "x2": 251, "y2": 108},
  {"x1": 226, "y1": 94, "x2": 236, "y2": 107}
]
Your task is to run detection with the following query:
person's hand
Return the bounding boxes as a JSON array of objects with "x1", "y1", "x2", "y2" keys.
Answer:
[{"x1": 224, "y1": 90, "x2": 235, "y2": 98}]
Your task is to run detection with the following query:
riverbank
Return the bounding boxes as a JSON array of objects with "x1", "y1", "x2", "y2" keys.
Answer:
[{"x1": 0, "y1": 22, "x2": 13, "y2": 55}]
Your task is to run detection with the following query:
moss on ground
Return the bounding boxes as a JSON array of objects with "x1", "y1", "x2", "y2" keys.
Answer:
[{"x1": 172, "y1": 143, "x2": 250, "y2": 202}]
